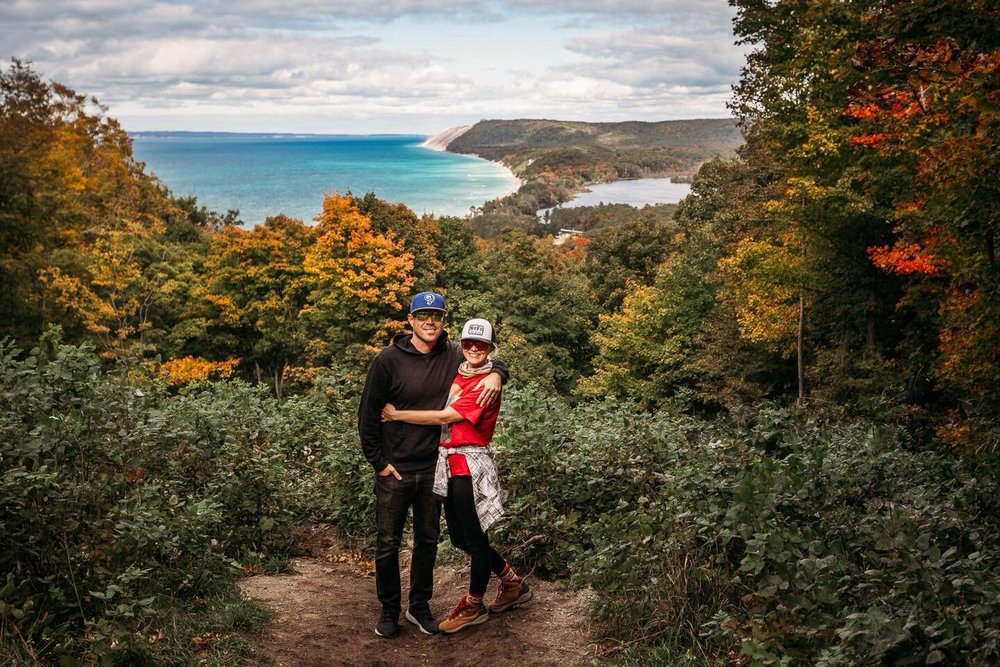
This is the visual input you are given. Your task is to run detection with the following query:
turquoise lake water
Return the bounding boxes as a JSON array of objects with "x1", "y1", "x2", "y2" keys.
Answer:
[{"x1": 130, "y1": 132, "x2": 519, "y2": 226}]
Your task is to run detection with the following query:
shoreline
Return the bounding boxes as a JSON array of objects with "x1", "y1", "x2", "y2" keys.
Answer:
[
  {"x1": 420, "y1": 126, "x2": 523, "y2": 200},
  {"x1": 469, "y1": 152, "x2": 522, "y2": 199},
  {"x1": 420, "y1": 147, "x2": 523, "y2": 211}
]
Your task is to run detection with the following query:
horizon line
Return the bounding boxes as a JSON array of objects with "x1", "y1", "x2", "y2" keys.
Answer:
[{"x1": 129, "y1": 130, "x2": 430, "y2": 138}]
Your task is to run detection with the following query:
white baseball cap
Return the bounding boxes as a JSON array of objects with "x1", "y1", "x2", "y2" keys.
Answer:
[{"x1": 460, "y1": 318, "x2": 495, "y2": 345}]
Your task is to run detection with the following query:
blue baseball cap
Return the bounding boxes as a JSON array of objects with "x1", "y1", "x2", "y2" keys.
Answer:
[{"x1": 409, "y1": 291, "x2": 446, "y2": 313}]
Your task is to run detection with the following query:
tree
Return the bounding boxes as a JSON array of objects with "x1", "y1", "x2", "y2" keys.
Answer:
[
  {"x1": 582, "y1": 211, "x2": 678, "y2": 312},
  {"x1": 0, "y1": 59, "x2": 55, "y2": 341},
  {"x1": 203, "y1": 214, "x2": 316, "y2": 398},
  {"x1": 582, "y1": 158, "x2": 770, "y2": 408},
  {"x1": 481, "y1": 228, "x2": 597, "y2": 392},
  {"x1": 301, "y1": 193, "x2": 415, "y2": 370},
  {"x1": 357, "y1": 192, "x2": 442, "y2": 290},
  {"x1": 39, "y1": 216, "x2": 169, "y2": 357},
  {"x1": 726, "y1": 0, "x2": 916, "y2": 406},
  {"x1": 846, "y1": 1, "x2": 1000, "y2": 448},
  {"x1": 0, "y1": 60, "x2": 210, "y2": 361},
  {"x1": 0, "y1": 59, "x2": 177, "y2": 349},
  {"x1": 435, "y1": 216, "x2": 490, "y2": 326}
]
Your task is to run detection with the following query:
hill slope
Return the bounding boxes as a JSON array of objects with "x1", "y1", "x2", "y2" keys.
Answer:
[
  {"x1": 445, "y1": 118, "x2": 742, "y2": 178},
  {"x1": 448, "y1": 118, "x2": 740, "y2": 153},
  {"x1": 435, "y1": 118, "x2": 743, "y2": 214}
]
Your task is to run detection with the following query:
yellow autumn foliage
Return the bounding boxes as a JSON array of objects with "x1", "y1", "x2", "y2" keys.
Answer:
[
  {"x1": 160, "y1": 357, "x2": 239, "y2": 387},
  {"x1": 718, "y1": 238, "x2": 801, "y2": 352}
]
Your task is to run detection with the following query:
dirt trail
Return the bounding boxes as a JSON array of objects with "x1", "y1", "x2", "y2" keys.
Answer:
[{"x1": 240, "y1": 534, "x2": 600, "y2": 667}]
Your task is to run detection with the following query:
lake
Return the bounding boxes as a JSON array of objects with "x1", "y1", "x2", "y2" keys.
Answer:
[
  {"x1": 130, "y1": 132, "x2": 520, "y2": 226},
  {"x1": 537, "y1": 178, "x2": 692, "y2": 221}
]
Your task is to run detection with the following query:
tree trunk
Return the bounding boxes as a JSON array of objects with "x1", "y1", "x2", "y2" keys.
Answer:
[
  {"x1": 797, "y1": 291, "x2": 805, "y2": 405},
  {"x1": 866, "y1": 290, "x2": 878, "y2": 352},
  {"x1": 987, "y1": 231, "x2": 996, "y2": 271}
]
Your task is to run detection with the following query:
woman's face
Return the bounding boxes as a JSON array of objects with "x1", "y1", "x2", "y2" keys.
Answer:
[{"x1": 460, "y1": 339, "x2": 492, "y2": 367}]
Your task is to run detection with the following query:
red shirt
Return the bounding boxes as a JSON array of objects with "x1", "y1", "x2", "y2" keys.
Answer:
[{"x1": 442, "y1": 374, "x2": 501, "y2": 476}]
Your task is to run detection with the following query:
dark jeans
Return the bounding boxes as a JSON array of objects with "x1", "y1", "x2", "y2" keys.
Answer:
[
  {"x1": 374, "y1": 469, "x2": 441, "y2": 614},
  {"x1": 444, "y1": 475, "x2": 507, "y2": 596}
]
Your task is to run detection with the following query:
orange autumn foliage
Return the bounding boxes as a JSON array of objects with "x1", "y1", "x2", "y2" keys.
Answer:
[
  {"x1": 867, "y1": 243, "x2": 942, "y2": 275},
  {"x1": 304, "y1": 193, "x2": 414, "y2": 305},
  {"x1": 849, "y1": 133, "x2": 894, "y2": 147}
]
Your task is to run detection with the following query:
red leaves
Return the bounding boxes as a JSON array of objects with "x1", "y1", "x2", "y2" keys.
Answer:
[
  {"x1": 849, "y1": 133, "x2": 893, "y2": 147},
  {"x1": 845, "y1": 91, "x2": 924, "y2": 122},
  {"x1": 844, "y1": 90, "x2": 927, "y2": 150},
  {"x1": 844, "y1": 102, "x2": 880, "y2": 121},
  {"x1": 867, "y1": 242, "x2": 942, "y2": 275}
]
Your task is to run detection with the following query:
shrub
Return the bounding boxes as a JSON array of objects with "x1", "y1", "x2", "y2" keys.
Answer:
[
  {"x1": 491, "y1": 388, "x2": 1000, "y2": 665},
  {"x1": 0, "y1": 330, "x2": 370, "y2": 662}
]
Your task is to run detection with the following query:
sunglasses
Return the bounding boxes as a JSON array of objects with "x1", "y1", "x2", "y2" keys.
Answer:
[
  {"x1": 412, "y1": 311, "x2": 445, "y2": 323},
  {"x1": 461, "y1": 339, "x2": 492, "y2": 352}
]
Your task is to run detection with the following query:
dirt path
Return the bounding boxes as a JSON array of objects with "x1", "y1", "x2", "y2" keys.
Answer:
[{"x1": 239, "y1": 535, "x2": 600, "y2": 667}]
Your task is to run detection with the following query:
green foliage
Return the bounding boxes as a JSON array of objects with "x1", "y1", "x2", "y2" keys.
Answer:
[
  {"x1": 550, "y1": 202, "x2": 677, "y2": 235},
  {"x1": 466, "y1": 211, "x2": 546, "y2": 239},
  {"x1": 0, "y1": 329, "x2": 369, "y2": 662},
  {"x1": 581, "y1": 239, "x2": 720, "y2": 406},
  {"x1": 578, "y1": 206, "x2": 679, "y2": 312},
  {"x1": 492, "y1": 386, "x2": 702, "y2": 576},
  {"x1": 481, "y1": 229, "x2": 598, "y2": 392},
  {"x1": 448, "y1": 118, "x2": 742, "y2": 167},
  {"x1": 492, "y1": 389, "x2": 1000, "y2": 665}
]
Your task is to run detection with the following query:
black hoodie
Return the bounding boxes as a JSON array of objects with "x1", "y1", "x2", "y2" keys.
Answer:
[{"x1": 358, "y1": 331, "x2": 509, "y2": 474}]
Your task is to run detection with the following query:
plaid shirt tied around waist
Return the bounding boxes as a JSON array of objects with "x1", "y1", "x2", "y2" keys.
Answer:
[{"x1": 433, "y1": 445, "x2": 504, "y2": 532}]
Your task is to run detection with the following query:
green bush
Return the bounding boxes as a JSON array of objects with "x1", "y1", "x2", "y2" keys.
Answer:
[
  {"x1": 0, "y1": 330, "x2": 369, "y2": 663},
  {"x1": 5, "y1": 333, "x2": 998, "y2": 665},
  {"x1": 491, "y1": 389, "x2": 1000, "y2": 665}
]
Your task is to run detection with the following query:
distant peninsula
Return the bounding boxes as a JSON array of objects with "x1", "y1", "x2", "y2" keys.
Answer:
[{"x1": 424, "y1": 118, "x2": 743, "y2": 217}]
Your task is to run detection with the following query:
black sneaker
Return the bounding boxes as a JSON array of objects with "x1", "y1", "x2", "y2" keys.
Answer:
[
  {"x1": 374, "y1": 608, "x2": 399, "y2": 638},
  {"x1": 405, "y1": 606, "x2": 440, "y2": 635}
]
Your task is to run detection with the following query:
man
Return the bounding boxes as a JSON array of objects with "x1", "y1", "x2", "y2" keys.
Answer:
[{"x1": 358, "y1": 291, "x2": 508, "y2": 638}]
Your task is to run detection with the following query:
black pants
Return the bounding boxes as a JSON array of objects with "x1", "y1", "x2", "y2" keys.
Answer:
[
  {"x1": 444, "y1": 475, "x2": 507, "y2": 596},
  {"x1": 374, "y1": 469, "x2": 441, "y2": 613}
]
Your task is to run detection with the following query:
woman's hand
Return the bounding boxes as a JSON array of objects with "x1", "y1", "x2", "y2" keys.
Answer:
[{"x1": 381, "y1": 403, "x2": 398, "y2": 422}]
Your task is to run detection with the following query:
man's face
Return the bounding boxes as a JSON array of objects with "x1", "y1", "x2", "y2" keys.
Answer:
[{"x1": 407, "y1": 310, "x2": 445, "y2": 347}]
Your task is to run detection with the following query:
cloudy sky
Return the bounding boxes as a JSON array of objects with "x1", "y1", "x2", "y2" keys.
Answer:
[{"x1": 1, "y1": 0, "x2": 747, "y2": 134}]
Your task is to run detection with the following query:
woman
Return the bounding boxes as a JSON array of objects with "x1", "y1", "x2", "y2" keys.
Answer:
[{"x1": 381, "y1": 318, "x2": 532, "y2": 634}]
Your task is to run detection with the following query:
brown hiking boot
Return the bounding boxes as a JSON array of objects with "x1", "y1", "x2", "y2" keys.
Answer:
[
  {"x1": 488, "y1": 580, "x2": 533, "y2": 613},
  {"x1": 438, "y1": 595, "x2": 489, "y2": 633}
]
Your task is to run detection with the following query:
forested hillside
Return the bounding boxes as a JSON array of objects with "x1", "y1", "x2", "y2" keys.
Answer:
[
  {"x1": 447, "y1": 118, "x2": 741, "y2": 165},
  {"x1": 2, "y1": 0, "x2": 1000, "y2": 661},
  {"x1": 447, "y1": 118, "x2": 742, "y2": 218}
]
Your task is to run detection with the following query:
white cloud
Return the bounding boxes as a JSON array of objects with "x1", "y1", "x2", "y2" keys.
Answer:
[
  {"x1": 202, "y1": 0, "x2": 498, "y2": 24},
  {"x1": 564, "y1": 26, "x2": 744, "y2": 88},
  {"x1": 0, "y1": 0, "x2": 745, "y2": 131}
]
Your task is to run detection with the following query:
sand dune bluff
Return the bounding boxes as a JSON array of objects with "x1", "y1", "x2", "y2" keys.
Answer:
[{"x1": 422, "y1": 125, "x2": 471, "y2": 151}]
